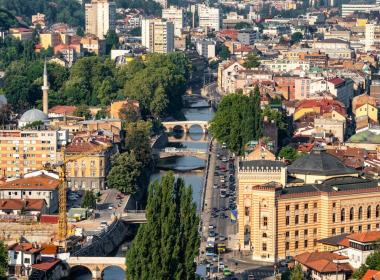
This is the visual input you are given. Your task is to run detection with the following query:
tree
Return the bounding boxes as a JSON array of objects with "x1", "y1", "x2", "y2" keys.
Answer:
[
  {"x1": 278, "y1": 146, "x2": 302, "y2": 162},
  {"x1": 76, "y1": 27, "x2": 84, "y2": 37},
  {"x1": 290, "y1": 263, "x2": 303, "y2": 280},
  {"x1": 124, "y1": 120, "x2": 152, "y2": 164},
  {"x1": 126, "y1": 172, "x2": 199, "y2": 280},
  {"x1": 243, "y1": 52, "x2": 261, "y2": 68},
  {"x1": 107, "y1": 151, "x2": 143, "y2": 194},
  {"x1": 210, "y1": 89, "x2": 262, "y2": 155},
  {"x1": 218, "y1": 44, "x2": 231, "y2": 60},
  {"x1": 235, "y1": 22, "x2": 252, "y2": 29},
  {"x1": 105, "y1": 30, "x2": 119, "y2": 54},
  {"x1": 95, "y1": 108, "x2": 109, "y2": 120},
  {"x1": 291, "y1": 32, "x2": 303, "y2": 45},
  {"x1": 0, "y1": 240, "x2": 7, "y2": 279},
  {"x1": 73, "y1": 105, "x2": 92, "y2": 120},
  {"x1": 81, "y1": 190, "x2": 97, "y2": 209},
  {"x1": 119, "y1": 104, "x2": 140, "y2": 122}
]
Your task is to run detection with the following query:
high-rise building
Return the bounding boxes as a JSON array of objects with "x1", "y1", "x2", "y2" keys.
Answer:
[
  {"x1": 85, "y1": 0, "x2": 116, "y2": 39},
  {"x1": 141, "y1": 18, "x2": 174, "y2": 53},
  {"x1": 162, "y1": 6, "x2": 185, "y2": 37},
  {"x1": 198, "y1": 4, "x2": 221, "y2": 32}
]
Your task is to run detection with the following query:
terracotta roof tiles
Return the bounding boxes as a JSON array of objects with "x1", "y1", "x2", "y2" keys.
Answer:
[
  {"x1": 295, "y1": 252, "x2": 352, "y2": 274},
  {"x1": 0, "y1": 175, "x2": 59, "y2": 191}
]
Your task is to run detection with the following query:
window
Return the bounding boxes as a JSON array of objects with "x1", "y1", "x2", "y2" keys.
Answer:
[
  {"x1": 304, "y1": 229, "x2": 308, "y2": 236},
  {"x1": 350, "y1": 207, "x2": 354, "y2": 221},
  {"x1": 314, "y1": 202, "x2": 317, "y2": 208},
  {"x1": 367, "y1": 206, "x2": 372, "y2": 219},
  {"x1": 295, "y1": 230, "x2": 299, "y2": 237},
  {"x1": 286, "y1": 216, "x2": 290, "y2": 225},
  {"x1": 332, "y1": 228, "x2": 336, "y2": 235},
  {"x1": 350, "y1": 226, "x2": 354, "y2": 233},
  {"x1": 313, "y1": 228, "x2": 317, "y2": 236},
  {"x1": 262, "y1": 243, "x2": 267, "y2": 251},
  {"x1": 24, "y1": 258, "x2": 30, "y2": 264},
  {"x1": 341, "y1": 208, "x2": 345, "y2": 222},
  {"x1": 295, "y1": 215, "x2": 299, "y2": 224},
  {"x1": 313, "y1": 213, "x2": 317, "y2": 223},
  {"x1": 285, "y1": 232, "x2": 289, "y2": 238},
  {"x1": 304, "y1": 214, "x2": 308, "y2": 224},
  {"x1": 341, "y1": 227, "x2": 345, "y2": 234},
  {"x1": 359, "y1": 207, "x2": 363, "y2": 220},
  {"x1": 332, "y1": 213, "x2": 336, "y2": 223},
  {"x1": 263, "y1": 233, "x2": 267, "y2": 238},
  {"x1": 286, "y1": 205, "x2": 290, "y2": 211},
  {"x1": 245, "y1": 207, "x2": 250, "y2": 216},
  {"x1": 368, "y1": 224, "x2": 371, "y2": 230},
  {"x1": 14, "y1": 252, "x2": 18, "y2": 259},
  {"x1": 358, "y1": 225, "x2": 362, "y2": 232},
  {"x1": 377, "y1": 205, "x2": 380, "y2": 218},
  {"x1": 263, "y1": 217, "x2": 268, "y2": 227},
  {"x1": 295, "y1": 204, "x2": 299, "y2": 210},
  {"x1": 333, "y1": 202, "x2": 336, "y2": 208},
  {"x1": 304, "y1": 240, "x2": 308, "y2": 248},
  {"x1": 295, "y1": 241, "x2": 299, "y2": 249},
  {"x1": 304, "y1": 203, "x2": 308, "y2": 209}
]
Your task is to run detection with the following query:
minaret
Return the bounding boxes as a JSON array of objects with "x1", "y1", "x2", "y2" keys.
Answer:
[{"x1": 41, "y1": 60, "x2": 49, "y2": 115}]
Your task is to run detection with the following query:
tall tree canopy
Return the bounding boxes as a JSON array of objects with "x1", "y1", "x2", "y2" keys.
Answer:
[
  {"x1": 210, "y1": 88, "x2": 262, "y2": 154},
  {"x1": 126, "y1": 172, "x2": 199, "y2": 280}
]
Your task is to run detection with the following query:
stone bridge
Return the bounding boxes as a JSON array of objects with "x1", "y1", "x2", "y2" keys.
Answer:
[
  {"x1": 120, "y1": 211, "x2": 147, "y2": 224},
  {"x1": 162, "y1": 121, "x2": 210, "y2": 134},
  {"x1": 67, "y1": 257, "x2": 125, "y2": 280},
  {"x1": 158, "y1": 147, "x2": 208, "y2": 160}
]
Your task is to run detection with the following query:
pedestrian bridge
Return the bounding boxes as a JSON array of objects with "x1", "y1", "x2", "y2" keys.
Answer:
[
  {"x1": 158, "y1": 147, "x2": 209, "y2": 160},
  {"x1": 120, "y1": 211, "x2": 147, "y2": 224},
  {"x1": 162, "y1": 121, "x2": 210, "y2": 134},
  {"x1": 67, "y1": 256, "x2": 126, "y2": 280}
]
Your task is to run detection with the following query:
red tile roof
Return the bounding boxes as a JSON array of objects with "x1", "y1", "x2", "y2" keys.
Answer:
[
  {"x1": 0, "y1": 199, "x2": 45, "y2": 211},
  {"x1": 49, "y1": 105, "x2": 77, "y2": 115},
  {"x1": 65, "y1": 136, "x2": 111, "y2": 153},
  {"x1": 346, "y1": 231, "x2": 380, "y2": 243},
  {"x1": 41, "y1": 244, "x2": 58, "y2": 255},
  {"x1": 1, "y1": 175, "x2": 59, "y2": 191},
  {"x1": 295, "y1": 99, "x2": 346, "y2": 116},
  {"x1": 295, "y1": 252, "x2": 352, "y2": 274},
  {"x1": 363, "y1": 269, "x2": 380, "y2": 280},
  {"x1": 328, "y1": 77, "x2": 345, "y2": 86},
  {"x1": 32, "y1": 259, "x2": 60, "y2": 271},
  {"x1": 8, "y1": 243, "x2": 42, "y2": 254}
]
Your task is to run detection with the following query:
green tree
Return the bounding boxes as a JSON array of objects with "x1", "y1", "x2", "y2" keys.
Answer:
[
  {"x1": 290, "y1": 263, "x2": 303, "y2": 280},
  {"x1": 73, "y1": 105, "x2": 92, "y2": 120},
  {"x1": 124, "y1": 120, "x2": 152, "y2": 164},
  {"x1": 105, "y1": 30, "x2": 119, "y2": 54},
  {"x1": 76, "y1": 27, "x2": 85, "y2": 37},
  {"x1": 0, "y1": 240, "x2": 7, "y2": 279},
  {"x1": 278, "y1": 146, "x2": 302, "y2": 162},
  {"x1": 126, "y1": 172, "x2": 199, "y2": 280},
  {"x1": 81, "y1": 190, "x2": 97, "y2": 209},
  {"x1": 107, "y1": 151, "x2": 142, "y2": 194},
  {"x1": 291, "y1": 32, "x2": 303, "y2": 45},
  {"x1": 95, "y1": 108, "x2": 109, "y2": 119},
  {"x1": 218, "y1": 44, "x2": 231, "y2": 60},
  {"x1": 243, "y1": 52, "x2": 261, "y2": 68},
  {"x1": 210, "y1": 89, "x2": 262, "y2": 155},
  {"x1": 119, "y1": 104, "x2": 140, "y2": 122}
]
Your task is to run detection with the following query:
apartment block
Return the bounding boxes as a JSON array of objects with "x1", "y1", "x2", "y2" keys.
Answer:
[
  {"x1": 141, "y1": 18, "x2": 174, "y2": 53},
  {"x1": 162, "y1": 6, "x2": 185, "y2": 37},
  {"x1": 85, "y1": 0, "x2": 116, "y2": 39}
]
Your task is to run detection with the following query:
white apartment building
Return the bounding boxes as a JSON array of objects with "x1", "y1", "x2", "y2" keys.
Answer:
[
  {"x1": 261, "y1": 59, "x2": 310, "y2": 73},
  {"x1": 198, "y1": 4, "x2": 221, "y2": 32},
  {"x1": 365, "y1": 23, "x2": 380, "y2": 51},
  {"x1": 141, "y1": 18, "x2": 174, "y2": 53},
  {"x1": 341, "y1": 3, "x2": 378, "y2": 17},
  {"x1": 196, "y1": 39, "x2": 216, "y2": 59},
  {"x1": 162, "y1": 6, "x2": 185, "y2": 37},
  {"x1": 85, "y1": 0, "x2": 116, "y2": 39}
]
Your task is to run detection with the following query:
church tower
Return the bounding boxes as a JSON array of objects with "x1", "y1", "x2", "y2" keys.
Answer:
[{"x1": 41, "y1": 60, "x2": 49, "y2": 115}]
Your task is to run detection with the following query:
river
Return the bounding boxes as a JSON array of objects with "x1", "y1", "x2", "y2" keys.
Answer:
[{"x1": 71, "y1": 95, "x2": 213, "y2": 280}]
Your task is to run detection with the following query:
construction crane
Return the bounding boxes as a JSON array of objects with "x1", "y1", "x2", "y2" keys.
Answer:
[{"x1": 48, "y1": 143, "x2": 111, "y2": 249}]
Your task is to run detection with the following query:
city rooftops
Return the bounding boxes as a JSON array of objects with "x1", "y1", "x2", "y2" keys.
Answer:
[
  {"x1": 0, "y1": 174, "x2": 59, "y2": 191},
  {"x1": 295, "y1": 252, "x2": 352, "y2": 274}
]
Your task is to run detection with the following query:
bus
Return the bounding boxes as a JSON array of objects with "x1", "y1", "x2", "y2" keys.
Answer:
[
  {"x1": 217, "y1": 243, "x2": 226, "y2": 254},
  {"x1": 206, "y1": 237, "x2": 216, "y2": 256}
]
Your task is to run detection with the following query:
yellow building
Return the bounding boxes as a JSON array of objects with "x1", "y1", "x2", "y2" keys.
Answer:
[
  {"x1": 237, "y1": 148, "x2": 380, "y2": 262},
  {"x1": 65, "y1": 135, "x2": 115, "y2": 191},
  {"x1": 39, "y1": 32, "x2": 61, "y2": 49},
  {"x1": 352, "y1": 94, "x2": 378, "y2": 124},
  {"x1": 9, "y1": 28, "x2": 33, "y2": 41}
]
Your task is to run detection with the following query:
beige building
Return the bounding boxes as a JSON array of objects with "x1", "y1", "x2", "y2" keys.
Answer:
[
  {"x1": 314, "y1": 117, "x2": 346, "y2": 142},
  {"x1": 162, "y1": 6, "x2": 185, "y2": 37},
  {"x1": 85, "y1": 0, "x2": 116, "y2": 39},
  {"x1": 237, "y1": 148, "x2": 380, "y2": 262},
  {"x1": 141, "y1": 18, "x2": 174, "y2": 53},
  {"x1": 0, "y1": 129, "x2": 60, "y2": 178}
]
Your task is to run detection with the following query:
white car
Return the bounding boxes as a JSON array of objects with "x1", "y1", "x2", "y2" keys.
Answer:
[{"x1": 219, "y1": 262, "x2": 225, "y2": 270}]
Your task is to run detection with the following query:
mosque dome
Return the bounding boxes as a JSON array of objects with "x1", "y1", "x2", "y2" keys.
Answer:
[{"x1": 19, "y1": 109, "x2": 48, "y2": 123}]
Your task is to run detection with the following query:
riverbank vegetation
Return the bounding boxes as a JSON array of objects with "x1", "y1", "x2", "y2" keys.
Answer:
[{"x1": 126, "y1": 172, "x2": 199, "y2": 279}]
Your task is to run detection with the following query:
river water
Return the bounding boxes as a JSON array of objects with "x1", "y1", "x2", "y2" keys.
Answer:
[{"x1": 71, "y1": 95, "x2": 213, "y2": 280}]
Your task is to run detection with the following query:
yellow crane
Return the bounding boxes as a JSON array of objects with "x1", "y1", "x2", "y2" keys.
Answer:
[{"x1": 48, "y1": 143, "x2": 110, "y2": 248}]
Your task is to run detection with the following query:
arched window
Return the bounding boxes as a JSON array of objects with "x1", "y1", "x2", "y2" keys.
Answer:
[
  {"x1": 263, "y1": 233, "x2": 267, "y2": 238},
  {"x1": 341, "y1": 208, "x2": 345, "y2": 222},
  {"x1": 367, "y1": 206, "x2": 372, "y2": 219},
  {"x1": 359, "y1": 206, "x2": 363, "y2": 220},
  {"x1": 350, "y1": 208, "x2": 354, "y2": 221},
  {"x1": 376, "y1": 205, "x2": 380, "y2": 218}
]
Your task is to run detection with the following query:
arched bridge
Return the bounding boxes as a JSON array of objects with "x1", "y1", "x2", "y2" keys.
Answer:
[
  {"x1": 67, "y1": 257, "x2": 125, "y2": 280},
  {"x1": 162, "y1": 121, "x2": 210, "y2": 134},
  {"x1": 158, "y1": 147, "x2": 209, "y2": 160}
]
